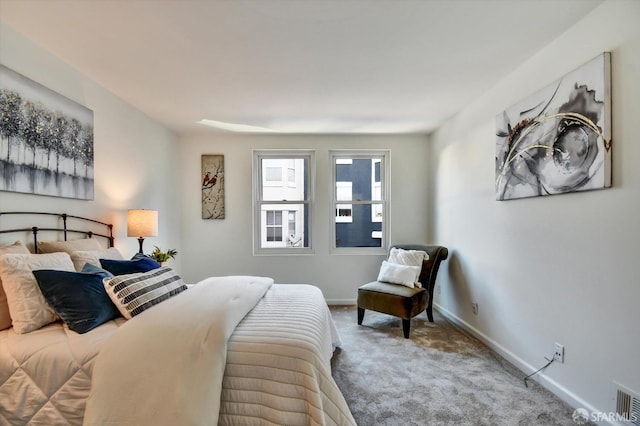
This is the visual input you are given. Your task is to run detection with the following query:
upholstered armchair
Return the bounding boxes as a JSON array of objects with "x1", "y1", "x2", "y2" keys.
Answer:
[{"x1": 357, "y1": 244, "x2": 448, "y2": 338}]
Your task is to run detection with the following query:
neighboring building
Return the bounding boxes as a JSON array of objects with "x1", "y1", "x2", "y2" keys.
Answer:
[
  {"x1": 335, "y1": 158, "x2": 382, "y2": 248},
  {"x1": 260, "y1": 158, "x2": 307, "y2": 248}
]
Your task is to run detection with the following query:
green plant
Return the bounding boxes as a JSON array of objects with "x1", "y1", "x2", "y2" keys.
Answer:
[{"x1": 149, "y1": 246, "x2": 178, "y2": 263}]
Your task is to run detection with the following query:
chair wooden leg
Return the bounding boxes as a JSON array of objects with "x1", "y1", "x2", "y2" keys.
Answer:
[
  {"x1": 357, "y1": 308, "x2": 365, "y2": 325},
  {"x1": 426, "y1": 306, "x2": 434, "y2": 323},
  {"x1": 402, "y1": 319, "x2": 410, "y2": 338}
]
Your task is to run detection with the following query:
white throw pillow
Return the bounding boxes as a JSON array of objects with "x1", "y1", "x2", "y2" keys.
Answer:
[
  {"x1": 389, "y1": 247, "x2": 428, "y2": 266},
  {"x1": 37, "y1": 238, "x2": 102, "y2": 254},
  {"x1": 103, "y1": 267, "x2": 188, "y2": 319},
  {"x1": 70, "y1": 247, "x2": 124, "y2": 271},
  {"x1": 377, "y1": 260, "x2": 421, "y2": 288},
  {"x1": 0, "y1": 252, "x2": 75, "y2": 333},
  {"x1": 0, "y1": 241, "x2": 31, "y2": 330},
  {"x1": 388, "y1": 247, "x2": 428, "y2": 288}
]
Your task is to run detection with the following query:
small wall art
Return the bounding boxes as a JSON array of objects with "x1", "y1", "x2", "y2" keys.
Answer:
[
  {"x1": 0, "y1": 65, "x2": 94, "y2": 200},
  {"x1": 201, "y1": 154, "x2": 225, "y2": 219},
  {"x1": 495, "y1": 53, "x2": 611, "y2": 201}
]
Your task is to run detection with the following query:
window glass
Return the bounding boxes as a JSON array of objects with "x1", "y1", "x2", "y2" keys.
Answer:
[
  {"x1": 336, "y1": 181, "x2": 352, "y2": 223},
  {"x1": 262, "y1": 157, "x2": 307, "y2": 201},
  {"x1": 265, "y1": 166, "x2": 281, "y2": 182},
  {"x1": 330, "y1": 151, "x2": 389, "y2": 253},
  {"x1": 253, "y1": 151, "x2": 314, "y2": 254}
]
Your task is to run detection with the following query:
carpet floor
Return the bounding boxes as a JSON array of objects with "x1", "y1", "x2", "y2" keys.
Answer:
[{"x1": 329, "y1": 306, "x2": 587, "y2": 426}]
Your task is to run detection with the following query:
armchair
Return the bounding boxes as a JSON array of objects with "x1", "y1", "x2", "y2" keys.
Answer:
[{"x1": 357, "y1": 244, "x2": 448, "y2": 338}]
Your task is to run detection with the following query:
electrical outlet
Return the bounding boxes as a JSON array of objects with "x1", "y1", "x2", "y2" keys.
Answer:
[
  {"x1": 554, "y1": 342, "x2": 564, "y2": 363},
  {"x1": 471, "y1": 302, "x2": 478, "y2": 315}
]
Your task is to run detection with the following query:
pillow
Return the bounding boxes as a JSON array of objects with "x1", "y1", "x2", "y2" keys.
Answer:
[
  {"x1": 377, "y1": 260, "x2": 421, "y2": 288},
  {"x1": 389, "y1": 247, "x2": 428, "y2": 266},
  {"x1": 32, "y1": 264, "x2": 119, "y2": 334},
  {"x1": 100, "y1": 253, "x2": 161, "y2": 276},
  {"x1": 82, "y1": 263, "x2": 113, "y2": 275},
  {"x1": 388, "y1": 247, "x2": 429, "y2": 288},
  {"x1": 0, "y1": 241, "x2": 31, "y2": 330},
  {"x1": 37, "y1": 238, "x2": 102, "y2": 254},
  {"x1": 0, "y1": 252, "x2": 75, "y2": 333},
  {"x1": 103, "y1": 267, "x2": 188, "y2": 319},
  {"x1": 71, "y1": 247, "x2": 124, "y2": 271}
]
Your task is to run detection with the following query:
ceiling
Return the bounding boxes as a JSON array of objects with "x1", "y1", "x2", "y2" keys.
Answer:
[{"x1": 0, "y1": 0, "x2": 603, "y2": 135}]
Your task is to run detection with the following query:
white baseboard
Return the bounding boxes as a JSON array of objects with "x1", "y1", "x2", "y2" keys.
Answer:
[
  {"x1": 326, "y1": 298, "x2": 356, "y2": 306},
  {"x1": 433, "y1": 303, "x2": 612, "y2": 425}
]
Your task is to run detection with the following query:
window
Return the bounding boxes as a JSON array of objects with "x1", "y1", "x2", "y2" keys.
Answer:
[
  {"x1": 265, "y1": 166, "x2": 282, "y2": 182},
  {"x1": 330, "y1": 150, "x2": 389, "y2": 254},
  {"x1": 253, "y1": 150, "x2": 314, "y2": 254},
  {"x1": 265, "y1": 210, "x2": 283, "y2": 241},
  {"x1": 335, "y1": 182, "x2": 352, "y2": 223},
  {"x1": 287, "y1": 160, "x2": 296, "y2": 185}
]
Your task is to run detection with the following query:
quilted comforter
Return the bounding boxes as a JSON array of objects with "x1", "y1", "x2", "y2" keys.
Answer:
[
  {"x1": 0, "y1": 279, "x2": 355, "y2": 425},
  {"x1": 0, "y1": 318, "x2": 126, "y2": 425}
]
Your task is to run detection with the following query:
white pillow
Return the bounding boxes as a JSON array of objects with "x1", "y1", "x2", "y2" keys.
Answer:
[
  {"x1": 0, "y1": 252, "x2": 75, "y2": 333},
  {"x1": 388, "y1": 247, "x2": 428, "y2": 288},
  {"x1": 70, "y1": 247, "x2": 124, "y2": 271},
  {"x1": 377, "y1": 260, "x2": 421, "y2": 288},
  {"x1": 103, "y1": 267, "x2": 188, "y2": 319},
  {"x1": 0, "y1": 241, "x2": 31, "y2": 330},
  {"x1": 389, "y1": 247, "x2": 428, "y2": 266},
  {"x1": 37, "y1": 238, "x2": 102, "y2": 254}
]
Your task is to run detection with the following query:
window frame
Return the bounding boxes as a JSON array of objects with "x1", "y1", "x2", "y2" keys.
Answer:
[
  {"x1": 253, "y1": 149, "x2": 315, "y2": 255},
  {"x1": 329, "y1": 150, "x2": 390, "y2": 255}
]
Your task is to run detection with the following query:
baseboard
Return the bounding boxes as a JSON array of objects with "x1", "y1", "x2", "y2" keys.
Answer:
[
  {"x1": 433, "y1": 303, "x2": 610, "y2": 425},
  {"x1": 326, "y1": 298, "x2": 356, "y2": 306}
]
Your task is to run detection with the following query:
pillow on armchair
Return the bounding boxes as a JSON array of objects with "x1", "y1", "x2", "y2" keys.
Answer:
[
  {"x1": 389, "y1": 247, "x2": 428, "y2": 266},
  {"x1": 377, "y1": 260, "x2": 421, "y2": 288},
  {"x1": 385, "y1": 247, "x2": 428, "y2": 288}
]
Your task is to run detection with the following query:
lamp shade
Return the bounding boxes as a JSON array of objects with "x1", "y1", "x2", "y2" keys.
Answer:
[{"x1": 127, "y1": 210, "x2": 158, "y2": 237}]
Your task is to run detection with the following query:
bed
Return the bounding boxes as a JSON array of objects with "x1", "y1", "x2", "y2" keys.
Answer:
[{"x1": 0, "y1": 212, "x2": 355, "y2": 425}]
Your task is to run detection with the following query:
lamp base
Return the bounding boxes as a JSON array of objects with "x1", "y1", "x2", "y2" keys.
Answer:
[{"x1": 137, "y1": 237, "x2": 145, "y2": 254}]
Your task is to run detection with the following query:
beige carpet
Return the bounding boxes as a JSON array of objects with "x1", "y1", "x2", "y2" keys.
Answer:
[{"x1": 329, "y1": 306, "x2": 589, "y2": 426}]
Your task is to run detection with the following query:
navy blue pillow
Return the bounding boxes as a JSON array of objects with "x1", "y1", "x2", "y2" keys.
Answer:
[
  {"x1": 32, "y1": 265, "x2": 119, "y2": 334},
  {"x1": 82, "y1": 263, "x2": 111, "y2": 274},
  {"x1": 99, "y1": 253, "x2": 161, "y2": 275}
]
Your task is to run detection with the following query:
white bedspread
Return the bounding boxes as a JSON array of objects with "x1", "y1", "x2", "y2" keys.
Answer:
[
  {"x1": 219, "y1": 284, "x2": 354, "y2": 425},
  {"x1": 84, "y1": 276, "x2": 273, "y2": 426}
]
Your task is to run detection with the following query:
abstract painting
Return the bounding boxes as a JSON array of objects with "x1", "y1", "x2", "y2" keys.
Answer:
[
  {"x1": 495, "y1": 53, "x2": 611, "y2": 201},
  {"x1": 0, "y1": 65, "x2": 94, "y2": 200},
  {"x1": 202, "y1": 154, "x2": 225, "y2": 219}
]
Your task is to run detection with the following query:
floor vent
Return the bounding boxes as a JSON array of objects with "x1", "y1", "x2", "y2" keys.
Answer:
[{"x1": 611, "y1": 382, "x2": 640, "y2": 425}]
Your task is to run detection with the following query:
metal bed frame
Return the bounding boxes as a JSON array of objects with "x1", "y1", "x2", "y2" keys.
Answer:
[{"x1": 0, "y1": 211, "x2": 114, "y2": 253}]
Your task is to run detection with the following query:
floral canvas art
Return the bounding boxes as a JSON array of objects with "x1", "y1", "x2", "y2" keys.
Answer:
[
  {"x1": 495, "y1": 53, "x2": 611, "y2": 201},
  {"x1": 202, "y1": 154, "x2": 225, "y2": 219},
  {"x1": 0, "y1": 65, "x2": 94, "y2": 200}
]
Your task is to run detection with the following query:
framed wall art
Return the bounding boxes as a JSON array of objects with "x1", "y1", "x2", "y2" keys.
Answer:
[
  {"x1": 201, "y1": 154, "x2": 225, "y2": 219},
  {"x1": 0, "y1": 65, "x2": 94, "y2": 200},
  {"x1": 495, "y1": 53, "x2": 611, "y2": 201}
]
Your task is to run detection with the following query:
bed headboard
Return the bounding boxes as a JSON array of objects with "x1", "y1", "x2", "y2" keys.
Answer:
[{"x1": 0, "y1": 211, "x2": 114, "y2": 253}]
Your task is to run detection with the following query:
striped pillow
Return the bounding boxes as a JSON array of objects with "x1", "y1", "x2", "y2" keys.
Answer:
[{"x1": 103, "y1": 267, "x2": 188, "y2": 319}]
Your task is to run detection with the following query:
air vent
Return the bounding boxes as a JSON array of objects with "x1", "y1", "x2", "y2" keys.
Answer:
[{"x1": 611, "y1": 382, "x2": 640, "y2": 426}]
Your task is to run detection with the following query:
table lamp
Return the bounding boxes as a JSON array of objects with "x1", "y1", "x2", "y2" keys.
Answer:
[{"x1": 127, "y1": 209, "x2": 158, "y2": 254}]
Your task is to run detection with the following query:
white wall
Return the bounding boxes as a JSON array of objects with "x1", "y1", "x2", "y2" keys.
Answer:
[
  {"x1": 0, "y1": 23, "x2": 182, "y2": 265},
  {"x1": 431, "y1": 0, "x2": 640, "y2": 418},
  {"x1": 178, "y1": 133, "x2": 430, "y2": 302}
]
